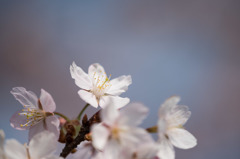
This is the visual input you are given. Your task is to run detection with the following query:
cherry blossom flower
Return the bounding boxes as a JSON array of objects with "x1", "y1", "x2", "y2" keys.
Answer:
[
  {"x1": 157, "y1": 96, "x2": 197, "y2": 159},
  {"x1": 4, "y1": 131, "x2": 62, "y2": 159},
  {"x1": 70, "y1": 62, "x2": 132, "y2": 108},
  {"x1": 91, "y1": 102, "x2": 151, "y2": 159},
  {"x1": 10, "y1": 87, "x2": 60, "y2": 140}
]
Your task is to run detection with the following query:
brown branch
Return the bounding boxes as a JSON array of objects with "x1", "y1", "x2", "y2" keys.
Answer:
[{"x1": 60, "y1": 111, "x2": 101, "y2": 158}]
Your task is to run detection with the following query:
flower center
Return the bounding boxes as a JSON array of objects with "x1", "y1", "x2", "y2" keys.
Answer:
[
  {"x1": 92, "y1": 72, "x2": 112, "y2": 98},
  {"x1": 18, "y1": 106, "x2": 51, "y2": 127},
  {"x1": 111, "y1": 127, "x2": 120, "y2": 139},
  {"x1": 110, "y1": 125, "x2": 126, "y2": 141}
]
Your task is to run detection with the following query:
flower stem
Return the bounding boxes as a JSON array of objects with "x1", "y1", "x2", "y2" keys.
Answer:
[
  {"x1": 77, "y1": 103, "x2": 90, "y2": 121},
  {"x1": 54, "y1": 112, "x2": 70, "y2": 122},
  {"x1": 146, "y1": 126, "x2": 158, "y2": 133}
]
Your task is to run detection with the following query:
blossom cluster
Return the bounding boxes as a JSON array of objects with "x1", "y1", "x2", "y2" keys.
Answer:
[{"x1": 1, "y1": 62, "x2": 197, "y2": 159}]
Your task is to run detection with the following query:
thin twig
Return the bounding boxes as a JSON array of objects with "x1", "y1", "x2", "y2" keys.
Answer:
[{"x1": 60, "y1": 110, "x2": 101, "y2": 158}]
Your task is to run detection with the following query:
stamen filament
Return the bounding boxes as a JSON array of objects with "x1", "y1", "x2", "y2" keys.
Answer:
[{"x1": 18, "y1": 107, "x2": 47, "y2": 128}]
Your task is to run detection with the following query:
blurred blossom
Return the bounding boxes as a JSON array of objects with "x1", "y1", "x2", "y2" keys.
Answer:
[
  {"x1": 157, "y1": 96, "x2": 197, "y2": 159},
  {"x1": 4, "y1": 131, "x2": 61, "y2": 159}
]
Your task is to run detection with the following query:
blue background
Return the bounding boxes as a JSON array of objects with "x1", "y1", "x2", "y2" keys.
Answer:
[{"x1": 0, "y1": 1, "x2": 240, "y2": 159}]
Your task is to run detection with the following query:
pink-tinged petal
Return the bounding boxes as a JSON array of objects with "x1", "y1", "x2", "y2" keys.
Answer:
[
  {"x1": 28, "y1": 116, "x2": 60, "y2": 141},
  {"x1": 78, "y1": 90, "x2": 98, "y2": 108},
  {"x1": 119, "y1": 103, "x2": 148, "y2": 126},
  {"x1": 106, "y1": 75, "x2": 132, "y2": 96},
  {"x1": 40, "y1": 89, "x2": 56, "y2": 112},
  {"x1": 115, "y1": 147, "x2": 135, "y2": 159},
  {"x1": 10, "y1": 110, "x2": 29, "y2": 130},
  {"x1": 168, "y1": 128, "x2": 197, "y2": 149},
  {"x1": 45, "y1": 116, "x2": 60, "y2": 139},
  {"x1": 91, "y1": 124, "x2": 110, "y2": 151},
  {"x1": 99, "y1": 96, "x2": 129, "y2": 109},
  {"x1": 88, "y1": 63, "x2": 106, "y2": 79},
  {"x1": 101, "y1": 102, "x2": 119, "y2": 126},
  {"x1": 5, "y1": 139, "x2": 27, "y2": 159},
  {"x1": 156, "y1": 140, "x2": 175, "y2": 159},
  {"x1": 29, "y1": 131, "x2": 57, "y2": 159},
  {"x1": 29, "y1": 121, "x2": 45, "y2": 141},
  {"x1": 70, "y1": 62, "x2": 92, "y2": 90},
  {"x1": 10, "y1": 87, "x2": 38, "y2": 108},
  {"x1": 92, "y1": 152, "x2": 105, "y2": 159}
]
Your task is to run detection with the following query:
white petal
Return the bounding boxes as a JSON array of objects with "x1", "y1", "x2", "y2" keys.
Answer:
[
  {"x1": 168, "y1": 128, "x2": 197, "y2": 149},
  {"x1": 29, "y1": 131, "x2": 57, "y2": 159},
  {"x1": 5, "y1": 139, "x2": 27, "y2": 159},
  {"x1": 10, "y1": 87, "x2": 38, "y2": 108},
  {"x1": 88, "y1": 63, "x2": 106, "y2": 79},
  {"x1": 136, "y1": 142, "x2": 159, "y2": 159},
  {"x1": 119, "y1": 102, "x2": 148, "y2": 126},
  {"x1": 99, "y1": 96, "x2": 129, "y2": 109},
  {"x1": 157, "y1": 118, "x2": 167, "y2": 137},
  {"x1": 106, "y1": 75, "x2": 132, "y2": 96},
  {"x1": 70, "y1": 62, "x2": 92, "y2": 90},
  {"x1": 159, "y1": 96, "x2": 180, "y2": 116},
  {"x1": 101, "y1": 139, "x2": 121, "y2": 159},
  {"x1": 168, "y1": 105, "x2": 191, "y2": 127},
  {"x1": 91, "y1": 124, "x2": 110, "y2": 150},
  {"x1": 118, "y1": 130, "x2": 139, "y2": 148},
  {"x1": 164, "y1": 96, "x2": 181, "y2": 106},
  {"x1": 40, "y1": 89, "x2": 56, "y2": 112},
  {"x1": 101, "y1": 102, "x2": 119, "y2": 126},
  {"x1": 131, "y1": 128, "x2": 154, "y2": 144},
  {"x1": 156, "y1": 139, "x2": 175, "y2": 159},
  {"x1": 120, "y1": 127, "x2": 153, "y2": 147},
  {"x1": 78, "y1": 90, "x2": 98, "y2": 108},
  {"x1": 10, "y1": 110, "x2": 29, "y2": 130}
]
